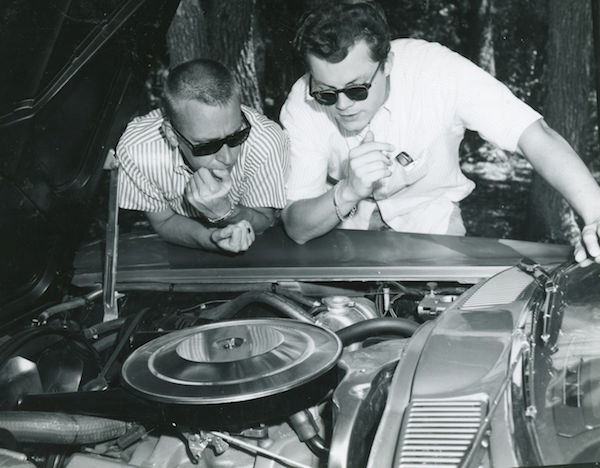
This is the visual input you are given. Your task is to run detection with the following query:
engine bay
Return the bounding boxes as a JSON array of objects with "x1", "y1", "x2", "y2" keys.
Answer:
[{"x1": 0, "y1": 280, "x2": 467, "y2": 468}]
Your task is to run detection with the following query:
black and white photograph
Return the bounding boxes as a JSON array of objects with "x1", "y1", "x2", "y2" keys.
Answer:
[{"x1": 1, "y1": 1, "x2": 600, "y2": 467}]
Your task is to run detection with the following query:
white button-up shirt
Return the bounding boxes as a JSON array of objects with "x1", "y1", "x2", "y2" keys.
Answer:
[{"x1": 281, "y1": 39, "x2": 541, "y2": 234}]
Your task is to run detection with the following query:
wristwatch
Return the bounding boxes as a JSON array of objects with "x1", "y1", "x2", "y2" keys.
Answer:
[
  {"x1": 333, "y1": 182, "x2": 357, "y2": 222},
  {"x1": 206, "y1": 199, "x2": 237, "y2": 226},
  {"x1": 395, "y1": 151, "x2": 414, "y2": 167}
]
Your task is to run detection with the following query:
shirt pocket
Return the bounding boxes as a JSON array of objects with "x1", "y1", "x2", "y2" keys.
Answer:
[
  {"x1": 372, "y1": 149, "x2": 429, "y2": 201},
  {"x1": 401, "y1": 149, "x2": 429, "y2": 186}
]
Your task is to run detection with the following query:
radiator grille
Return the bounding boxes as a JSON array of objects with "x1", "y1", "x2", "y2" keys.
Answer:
[{"x1": 397, "y1": 398, "x2": 486, "y2": 468}]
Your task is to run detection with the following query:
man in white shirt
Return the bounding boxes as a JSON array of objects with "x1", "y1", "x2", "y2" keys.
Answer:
[{"x1": 280, "y1": 0, "x2": 600, "y2": 265}]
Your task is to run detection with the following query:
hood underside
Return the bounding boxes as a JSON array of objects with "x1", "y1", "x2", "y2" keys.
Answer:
[{"x1": 0, "y1": 0, "x2": 178, "y2": 316}]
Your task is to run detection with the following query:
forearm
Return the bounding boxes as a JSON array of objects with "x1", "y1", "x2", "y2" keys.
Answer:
[
  {"x1": 227, "y1": 205, "x2": 277, "y2": 234},
  {"x1": 147, "y1": 212, "x2": 218, "y2": 250},
  {"x1": 538, "y1": 155, "x2": 600, "y2": 224},
  {"x1": 282, "y1": 181, "x2": 358, "y2": 244},
  {"x1": 519, "y1": 120, "x2": 600, "y2": 224}
]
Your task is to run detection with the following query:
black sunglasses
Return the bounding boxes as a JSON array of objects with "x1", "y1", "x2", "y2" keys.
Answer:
[
  {"x1": 171, "y1": 112, "x2": 251, "y2": 157},
  {"x1": 309, "y1": 61, "x2": 383, "y2": 106}
]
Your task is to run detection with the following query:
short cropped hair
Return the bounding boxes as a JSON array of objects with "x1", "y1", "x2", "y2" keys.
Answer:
[
  {"x1": 163, "y1": 59, "x2": 240, "y2": 118},
  {"x1": 294, "y1": 0, "x2": 391, "y2": 64}
]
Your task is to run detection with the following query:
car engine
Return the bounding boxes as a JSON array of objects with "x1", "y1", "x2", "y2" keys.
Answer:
[{"x1": 0, "y1": 280, "x2": 467, "y2": 468}]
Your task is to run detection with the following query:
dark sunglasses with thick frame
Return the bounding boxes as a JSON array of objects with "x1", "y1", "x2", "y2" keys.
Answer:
[
  {"x1": 309, "y1": 61, "x2": 383, "y2": 106},
  {"x1": 171, "y1": 112, "x2": 252, "y2": 157}
]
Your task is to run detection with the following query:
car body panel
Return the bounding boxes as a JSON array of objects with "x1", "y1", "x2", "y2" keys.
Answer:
[
  {"x1": 529, "y1": 262, "x2": 600, "y2": 465},
  {"x1": 368, "y1": 266, "x2": 540, "y2": 467},
  {"x1": 72, "y1": 226, "x2": 571, "y2": 288}
]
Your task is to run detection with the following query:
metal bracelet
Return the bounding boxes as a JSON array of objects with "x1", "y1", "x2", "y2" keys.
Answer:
[
  {"x1": 333, "y1": 182, "x2": 357, "y2": 222},
  {"x1": 207, "y1": 200, "x2": 236, "y2": 225}
]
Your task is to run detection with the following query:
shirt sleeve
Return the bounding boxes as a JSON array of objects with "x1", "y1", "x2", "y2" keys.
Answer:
[
  {"x1": 279, "y1": 78, "x2": 331, "y2": 202},
  {"x1": 116, "y1": 140, "x2": 170, "y2": 213},
  {"x1": 432, "y1": 44, "x2": 541, "y2": 153},
  {"x1": 238, "y1": 121, "x2": 290, "y2": 209}
]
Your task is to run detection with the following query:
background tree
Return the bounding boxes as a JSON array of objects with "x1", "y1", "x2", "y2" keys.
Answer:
[
  {"x1": 526, "y1": 0, "x2": 596, "y2": 245},
  {"x1": 165, "y1": 0, "x2": 262, "y2": 110},
  {"x1": 467, "y1": 0, "x2": 496, "y2": 74}
]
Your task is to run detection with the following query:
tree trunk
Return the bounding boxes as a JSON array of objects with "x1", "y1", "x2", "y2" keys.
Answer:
[
  {"x1": 464, "y1": 0, "x2": 495, "y2": 75},
  {"x1": 166, "y1": 0, "x2": 207, "y2": 67},
  {"x1": 165, "y1": 0, "x2": 263, "y2": 111},
  {"x1": 256, "y1": 0, "x2": 310, "y2": 118},
  {"x1": 527, "y1": 0, "x2": 594, "y2": 244},
  {"x1": 477, "y1": 0, "x2": 496, "y2": 75}
]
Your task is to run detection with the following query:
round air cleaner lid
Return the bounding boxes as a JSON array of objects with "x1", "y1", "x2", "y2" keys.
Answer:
[{"x1": 121, "y1": 319, "x2": 342, "y2": 404}]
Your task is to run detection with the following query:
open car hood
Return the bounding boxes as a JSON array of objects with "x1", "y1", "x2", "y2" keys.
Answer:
[{"x1": 0, "y1": 0, "x2": 178, "y2": 316}]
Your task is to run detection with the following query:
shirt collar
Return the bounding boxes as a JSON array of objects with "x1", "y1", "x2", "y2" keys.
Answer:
[
  {"x1": 380, "y1": 88, "x2": 393, "y2": 113},
  {"x1": 173, "y1": 149, "x2": 192, "y2": 176},
  {"x1": 304, "y1": 73, "x2": 314, "y2": 102}
]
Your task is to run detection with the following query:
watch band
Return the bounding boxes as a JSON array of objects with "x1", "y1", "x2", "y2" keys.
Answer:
[
  {"x1": 206, "y1": 199, "x2": 236, "y2": 225},
  {"x1": 333, "y1": 182, "x2": 357, "y2": 222}
]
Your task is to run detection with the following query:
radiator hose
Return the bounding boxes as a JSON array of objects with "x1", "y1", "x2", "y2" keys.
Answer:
[
  {"x1": 202, "y1": 291, "x2": 315, "y2": 323},
  {"x1": 336, "y1": 318, "x2": 419, "y2": 346},
  {"x1": 0, "y1": 412, "x2": 128, "y2": 445},
  {"x1": 288, "y1": 410, "x2": 329, "y2": 459}
]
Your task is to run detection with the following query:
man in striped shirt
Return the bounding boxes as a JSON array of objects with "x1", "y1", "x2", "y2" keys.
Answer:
[{"x1": 116, "y1": 59, "x2": 289, "y2": 253}]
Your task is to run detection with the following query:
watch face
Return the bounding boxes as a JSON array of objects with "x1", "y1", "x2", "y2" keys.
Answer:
[{"x1": 395, "y1": 151, "x2": 414, "y2": 167}]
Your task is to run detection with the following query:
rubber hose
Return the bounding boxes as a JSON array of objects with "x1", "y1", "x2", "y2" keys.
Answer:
[
  {"x1": 336, "y1": 318, "x2": 419, "y2": 346},
  {"x1": 38, "y1": 289, "x2": 103, "y2": 323},
  {"x1": 0, "y1": 328, "x2": 52, "y2": 363},
  {"x1": 272, "y1": 286, "x2": 320, "y2": 308},
  {"x1": 83, "y1": 317, "x2": 127, "y2": 340},
  {"x1": 0, "y1": 325, "x2": 103, "y2": 370},
  {"x1": 309, "y1": 305, "x2": 328, "y2": 316},
  {"x1": 98, "y1": 307, "x2": 152, "y2": 379},
  {"x1": 0, "y1": 326, "x2": 81, "y2": 365},
  {"x1": 305, "y1": 435, "x2": 329, "y2": 459},
  {"x1": 0, "y1": 412, "x2": 128, "y2": 445},
  {"x1": 202, "y1": 291, "x2": 315, "y2": 323}
]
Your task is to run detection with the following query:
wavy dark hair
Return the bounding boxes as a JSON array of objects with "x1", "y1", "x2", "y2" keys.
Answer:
[{"x1": 294, "y1": 0, "x2": 391, "y2": 64}]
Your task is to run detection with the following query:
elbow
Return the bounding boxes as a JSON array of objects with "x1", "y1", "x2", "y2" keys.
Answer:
[
  {"x1": 281, "y1": 205, "x2": 311, "y2": 244},
  {"x1": 144, "y1": 210, "x2": 181, "y2": 245},
  {"x1": 146, "y1": 217, "x2": 167, "y2": 239},
  {"x1": 255, "y1": 210, "x2": 277, "y2": 235},
  {"x1": 282, "y1": 221, "x2": 310, "y2": 245},
  {"x1": 287, "y1": 230, "x2": 310, "y2": 245},
  {"x1": 148, "y1": 222, "x2": 173, "y2": 245}
]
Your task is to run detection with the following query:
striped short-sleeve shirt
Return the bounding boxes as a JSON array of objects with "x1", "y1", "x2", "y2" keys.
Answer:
[{"x1": 116, "y1": 105, "x2": 289, "y2": 219}]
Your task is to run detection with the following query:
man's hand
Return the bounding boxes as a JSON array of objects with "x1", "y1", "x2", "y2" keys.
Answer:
[
  {"x1": 373, "y1": 158, "x2": 409, "y2": 200},
  {"x1": 185, "y1": 168, "x2": 233, "y2": 219},
  {"x1": 210, "y1": 220, "x2": 255, "y2": 253},
  {"x1": 517, "y1": 120, "x2": 600, "y2": 267},
  {"x1": 345, "y1": 131, "x2": 394, "y2": 201},
  {"x1": 574, "y1": 217, "x2": 600, "y2": 266}
]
